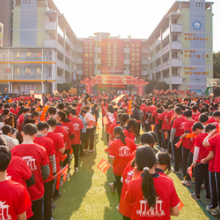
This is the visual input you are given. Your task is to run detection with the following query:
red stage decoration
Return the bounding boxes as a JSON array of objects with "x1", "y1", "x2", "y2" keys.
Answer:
[
  {"x1": 101, "y1": 39, "x2": 124, "y2": 73},
  {"x1": 83, "y1": 39, "x2": 95, "y2": 77},
  {"x1": 130, "y1": 40, "x2": 142, "y2": 77},
  {"x1": 153, "y1": 89, "x2": 197, "y2": 96}
]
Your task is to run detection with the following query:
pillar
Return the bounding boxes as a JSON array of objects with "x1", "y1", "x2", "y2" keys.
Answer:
[
  {"x1": 41, "y1": 82, "x2": 46, "y2": 93},
  {"x1": 52, "y1": 82, "x2": 57, "y2": 92}
]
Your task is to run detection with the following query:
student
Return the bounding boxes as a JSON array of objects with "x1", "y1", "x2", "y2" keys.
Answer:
[
  {"x1": 47, "y1": 118, "x2": 65, "y2": 201},
  {"x1": 156, "y1": 151, "x2": 172, "y2": 176},
  {"x1": 0, "y1": 146, "x2": 32, "y2": 220},
  {"x1": 78, "y1": 109, "x2": 87, "y2": 157},
  {"x1": 159, "y1": 104, "x2": 168, "y2": 150},
  {"x1": 125, "y1": 146, "x2": 179, "y2": 219},
  {"x1": 191, "y1": 122, "x2": 210, "y2": 201},
  {"x1": 124, "y1": 119, "x2": 138, "y2": 141},
  {"x1": 11, "y1": 123, "x2": 49, "y2": 220},
  {"x1": 34, "y1": 122, "x2": 57, "y2": 220},
  {"x1": 170, "y1": 107, "x2": 186, "y2": 174},
  {"x1": 120, "y1": 113, "x2": 129, "y2": 129},
  {"x1": 109, "y1": 126, "x2": 136, "y2": 201},
  {"x1": 1, "y1": 125, "x2": 19, "y2": 149}
]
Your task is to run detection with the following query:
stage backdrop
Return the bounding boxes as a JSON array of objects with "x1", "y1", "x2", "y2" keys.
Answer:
[
  {"x1": 83, "y1": 39, "x2": 95, "y2": 77},
  {"x1": 101, "y1": 39, "x2": 124, "y2": 73},
  {"x1": 130, "y1": 40, "x2": 142, "y2": 78}
]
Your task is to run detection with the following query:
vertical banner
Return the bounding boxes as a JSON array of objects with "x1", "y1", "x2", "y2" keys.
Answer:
[
  {"x1": 86, "y1": 84, "x2": 92, "y2": 94},
  {"x1": 130, "y1": 40, "x2": 142, "y2": 77},
  {"x1": 83, "y1": 39, "x2": 95, "y2": 77},
  {"x1": 137, "y1": 85, "x2": 143, "y2": 96},
  {"x1": 101, "y1": 39, "x2": 124, "y2": 73}
]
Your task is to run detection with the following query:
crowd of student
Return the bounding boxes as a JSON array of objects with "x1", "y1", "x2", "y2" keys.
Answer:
[{"x1": 0, "y1": 93, "x2": 220, "y2": 220}]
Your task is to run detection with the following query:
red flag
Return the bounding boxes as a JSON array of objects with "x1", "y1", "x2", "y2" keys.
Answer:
[
  {"x1": 61, "y1": 154, "x2": 67, "y2": 162},
  {"x1": 175, "y1": 139, "x2": 182, "y2": 148},
  {"x1": 187, "y1": 165, "x2": 192, "y2": 178},
  {"x1": 164, "y1": 131, "x2": 168, "y2": 140},
  {"x1": 179, "y1": 200, "x2": 184, "y2": 211},
  {"x1": 69, "y1": 148, "x2": 73, "y2": 155},
  {"x1": 55, "y1": 165, "x2": 69, "y2": 189},
  {"x1": 185, "y1": 133, "x2": 196, "y2": 138},
  {"x1": 151, "y1": 124, "x2": 155, "y2": 132},
  {"x1": 97, "y1": 158, "x2": 111, "y2": 173}
]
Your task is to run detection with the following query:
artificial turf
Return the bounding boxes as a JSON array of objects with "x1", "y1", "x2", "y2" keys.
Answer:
[{"x1": 53, "y1": 119, "x2": 211, "y2": 220}]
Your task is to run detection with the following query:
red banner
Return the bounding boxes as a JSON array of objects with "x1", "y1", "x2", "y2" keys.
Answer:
[
  {"x1": 83, "y1": 39, "x2": 95, "y2": 77},
  {"x1": 101, "y1": 39, "x2": 124, "y2": 73},
  {"x1": 130, "y1": 40, "x2": 142, "y2": 77},
  {"x1": 97, "y1": 158, "x2": 111, "y2": 173}
]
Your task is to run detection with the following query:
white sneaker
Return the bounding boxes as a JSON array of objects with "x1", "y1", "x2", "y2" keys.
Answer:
[
  {"x1": 74, "y1": 167, "x2": 79, "y2": 173},
  {"x1": 89, "y1": 149, "x2": 95, "y2": 153},
  {"x1": 116, "y1": 204, "x2": 120, "y2": 212}
]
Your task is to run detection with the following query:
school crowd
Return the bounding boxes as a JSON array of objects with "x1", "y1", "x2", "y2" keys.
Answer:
[{"x1": 0, "y1": 93, "x2": 220, "y2": 220}]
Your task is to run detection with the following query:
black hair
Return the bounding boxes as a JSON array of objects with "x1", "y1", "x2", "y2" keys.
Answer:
[
  {"x1": 3, "y1": 108, "x2": 10, "y2": 116},
  {"x1": 135, "y1": 146, "x2": 157, "y2": 208},
  {"x1": 127, "y1": 119, "x2": 138, "y2": 135},
  {"x1": 184, "y1": 110, "x2": 192, "y2": 118},
  {"x1": 199, "y1": 113, "x2": 208, "y2": 124},
  {"x1": 37, "y1": 122, "x2": 49, "y2": 131},
  {"x1": 107, "y1": 104, "x2": 114, "y2": 114},
  {"x1": 175, "y1": 107, "x2": 182, "y2": 115},
  {"x1": 192, "y1": 122, "x2": 204, "y2": 131},
  {"x1": 57, "y1": 111, "x2": 66, "y2": 121},
  {"x1": 140, "y1": 133, "x2": 155, "y2": 147},
  {"x1": 70, "y1": 108, "x2": 77, "y2": 116},
  {"x1": 149, "y1": 131, "x2": 158, "y2": 145},
  {"x1": 113, "y1": 126, "x2": 126, "y2": 145},
  {"x1": 156, "y1": 152, "x2": 171, "y2": 175},
  {"x1": 31, "y1": 111, "x2": 39, "y2": 119},
  {"x1": 23, "y1": 107, "x2": 30, "y2": 113},
  {"x1": 2, "y1": 125, "x2": 12, "y2": 135},
  {"x1": 213, "y1": 111, "x2": 220, "y2": 118},
  {"x1": 58, "y1": 103, "x2": 65, "y2": 110},
  {"x1": 80, "y1": 109, "x2": 87, "y2": 115},
  {"x1": 205, "y1": 123, "x2": 217, "y2": 133},
  {"x1": 23, "y1": 123, "x2": 38, "y2": 136},
  {"x1": 47, "y1": 118, "x2": 57, "y2": 127},
  {"x1": 0, "y1": 146, "x2": 11, "y2": 171},
  {"x1": 48, "y1": 106, "x2": 57, "y2": 115},
  {"x1": 120, "y1": 113, "x2": 129, "y2": 128}
]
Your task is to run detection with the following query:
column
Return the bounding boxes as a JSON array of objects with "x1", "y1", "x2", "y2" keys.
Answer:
[
  {"x1": 41, "y1": 82, "x2": 46, "y2": 93},
  {"x1": 52, "y1": 82, "x2": 57, "y2": 92}
]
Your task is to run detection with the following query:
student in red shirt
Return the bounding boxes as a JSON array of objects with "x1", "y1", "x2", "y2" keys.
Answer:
[
  {"x1": 109, "y1": 126, "x2": 136, "y2": 201},
  {"x1": 0, "y1": 146, "x2": 32, "y2": 220},
  {"x1": 180, "y1": 110, "x2": 195, "y2": 186},
  {"x1": 46, "y1": 118, "x2": 65, "y2": 201},
  {"x1": 69, "y1": 109, "x2": 83, "y2": 172},
  {"x1": 192, "y1": 105, "x2": 201, "y2": 121},
  {"x1": 34, "y1": 122, "x2": 57, "y2": 220},
  {"x1": 123, "y1": 119, "x2": 138, "y2": 141},
  {"x1": 7, "y1": 155, "x2": 35, "y2": 219},
  {"x1": 11, "y1": 124, "x2": 49, "y2": 220},
  {"x1": 125, "y1": 146, "x2": 179, "y2": 220},
  {"x1": 17, "y1": 107, "x2": 30, "y2": 131},
  {"x1": 191, "y1": 122, "x2": 210, "y2": 201},
  {"x1": 170, "y1": 107, "x2": 186, "y2": 173},
  {"x1": 101, "y1": 99, "x2": 108, "y2": 118},
  {"x1": 107, "y1": 113, "x2": 122, "y2": 142}
]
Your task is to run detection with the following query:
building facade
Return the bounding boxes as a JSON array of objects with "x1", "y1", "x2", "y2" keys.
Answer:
[{"x1": 0, "y1": 0, "x2": 214, "y2": 95}]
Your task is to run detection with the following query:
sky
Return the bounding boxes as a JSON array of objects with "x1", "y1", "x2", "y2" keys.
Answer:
[{"x1": 54, "y1": 0, "x2": 220, "y2": 52}]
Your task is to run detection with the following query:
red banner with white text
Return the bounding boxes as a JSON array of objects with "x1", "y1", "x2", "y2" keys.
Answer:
[
  {"x1": 83, "y1": 39, "x2": 95, "y2": 77},
  {"x1": 101, "y1": 39, "x2": 124, "y2": 73},
  {"x1": 130, "y1": 40, "x2": 142, "y2": 78}
]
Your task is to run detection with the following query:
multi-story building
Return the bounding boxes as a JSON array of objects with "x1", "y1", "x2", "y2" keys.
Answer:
[
  {"x1": 0, "y1": 0, "x2": 214, "y2": 95},
  {"x1": 0, "y1": 23, "x2": 3, "y2": 47}
]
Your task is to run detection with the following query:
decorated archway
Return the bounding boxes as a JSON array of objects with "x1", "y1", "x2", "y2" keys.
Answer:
[{"x1": 80, "y1": 75, "x2": 148, "y2": 96}]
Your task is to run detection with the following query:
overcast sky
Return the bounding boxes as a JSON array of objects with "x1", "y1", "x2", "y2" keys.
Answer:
[{"x1": 54, "y1": 0, "x2": 220, "y2": 52}]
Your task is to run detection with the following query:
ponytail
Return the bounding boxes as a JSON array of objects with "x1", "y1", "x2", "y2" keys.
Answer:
[
  {"x1": 136, "y1": 146, "x2": 157, "y2": 208},
  {"x1": 142, "y1": 167, "x2": 157, "y2": 208},
  {"x1": 119, "y1": 130, "x2": 126, "y2": 145},
  {"x1": 113, "y1": 126, "x2": 126, "y2": 145}
]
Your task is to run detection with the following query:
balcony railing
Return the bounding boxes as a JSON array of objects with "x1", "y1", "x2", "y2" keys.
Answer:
[
  {"x1": 170, "y1": 24, "x2": 183, "y2": 33},
  {"x1": 13, "y1": 75, "x2": 42, "y2": 80},
  {"x1": 45, "y1": 22, "x2": 57, "y2": 30}
]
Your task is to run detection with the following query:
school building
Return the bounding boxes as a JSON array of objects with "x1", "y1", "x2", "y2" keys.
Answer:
[{"x1": 0, "y1": 0, "x2": 214, "y2": 95}]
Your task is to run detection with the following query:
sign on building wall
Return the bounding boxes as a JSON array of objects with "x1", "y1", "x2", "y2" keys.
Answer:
[
  {"x1": 101, "y1": 39, "x2": 124, "y2": 73},
  {"x1": 83, "y1": 39, "x2": 95, "y2": 77},
  {"x1": 130, "y1": 40, "x2": 142, "y2": 78}
]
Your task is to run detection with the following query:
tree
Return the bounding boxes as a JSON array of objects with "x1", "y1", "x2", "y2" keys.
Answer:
[
  {"x1": 145, "y1": 80, "x2": 156, "y2": 94},
  {"x1": 153, "y1": 81, "x2": 169, "y2": 91},
  {"x1": 213, "y1": 51, "x2": 220, "y2": 78},
  {"x1": 57, "y1": 83, "x2": 73, "y2": 93},
  {"x1": 145, "y1": 80, "x2": 169, "y2": 94}
]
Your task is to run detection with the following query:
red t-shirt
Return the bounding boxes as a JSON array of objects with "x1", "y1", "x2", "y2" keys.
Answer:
[
  {"x1": 62, "y1": 120, "x2": 75, "y2": 149},
  {"x1": 172, "y1": 117, "x2": 186, "y2": 137},
  {"x1": 17, "y1": 114, "x2": 24, "y2": 131},
  {"x1": 152, "y1": 110, "x2": 161, "y2": 125},
  {"x1": 119, "y1": 161, "x2": 135, "y2": 218},
  {"x1": 70, "y1": 117, "x2": 83, "y2": 145},
  {"x1": 47, "y1": 131, "x2": 65, "y2": 171},
  {"x1": 208, "y1": 134, "x2": 220, "y2": 173},
  {"x1": 6, "y1": 156, "x2": 33, "y2": 219},
  {"x1": 182, "y1": 120, "x2": 195, "y2": 149},
  {"x1": 159, "y1": 111, "x2": 168, "y2": 130},
  {"x1": 125, "y1": 175, "x2": 179, "y2": 220},
  {"x1": 11, "y1": 144, "x2": 49, "y2": 201},
  {"x1": 0, "y1": 180, "x2": 32, "y2": 220},
  {"x1": 207, "y1": 145, "x2": 215, "y2": 172},
  {"x1": 54, "y1": 124, "x2": 67, "y2": 145},
  {"x1": 107, "y1": 122, "x2": 120, "y2": 139},
  {"x1": 34, "y1": 136, "x2": 56, "y2": 182},
  {"x1": 101, "y1": 103, "x2": 108, "y2": 115},
  {"x1": 10, "y1": 108, "x2": 17, "y2": 115},
  {"x1": 166, "y1": 110, "x2": 174, "y2": 130},
  {"x1": 124, "y1": 128, "x2": 135, "y2": 141},
  {"x1": 109, "y1": 138, "x2": 136, "y2": 176},
  {"x1": 192, "y1": 112, "x2": 200, "y2": 121},
  {"x1": 194, "y1": 133, "x2": 209, "y2": 162}
]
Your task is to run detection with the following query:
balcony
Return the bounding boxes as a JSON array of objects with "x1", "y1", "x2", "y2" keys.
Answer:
[
  {"x1": 170, "y1": 24, "x2": 183, "y2": 33},
  {"x1": 57, "y1": 76, "x2": 64, "y2": 84},
  {"x1": 76, "y1": 70, "x2": 83, "y2": 75},
  {"x1": 57, "y1": 59, "x2": 64, "y2": 69},
  {"x1": 44, "y1": 39, "x2": 56, "y2": 47},
  {"x1": 170, "y1": 41, "x2": 182, "y2": 50},
  {"x1": 0, "y1": 74, "x2": 12, "y2": 80},
  {"x1": 142, "y1": 70, "x2": 148, "y2": 75},
  {"x1": 57, "y1": 42, "x2": 64, "y2": 54},
  {"x1": 124, "y1": 48, "x2": 130, "y2": 53},
  {"x1": 162, "y1": 45, "x2": 170, "y2": 56},
  {"x1": 155, "y1": 51, "x2": 161, "y2": 60},
  {"x1": 45, "y1": 22, "x2": 56, "y2": 30},
  {"x1": 155, "y1": 65, "x2": 162, "y2": 73},
  {"x1": 94, "y1": 59, "x2": 101, "y2": 64},
  {"x1": 76, "y1": 58, "x2": 83, "y2": 64},
  {"x1": 162, "y1": 62, "x2": 170, "y2": 70},
  {"x1": 77, "y1": 47, "x2": 83, "y2": 53},
  {"x1": 142, "y1": 48, "x2": 147, "y2": 54},
  {"x1": 142, "y1": 59, "x2": 147, "y2": 65},
  {"x1": 163, "y1": 76, "x2": 182, "y2": 85},
  {"x1": 65, "y1": 64, "x2": 71, "y2": 72},
  {"x1": 95, "y1": 47, "x2": 101, "y2": 53},
  {"x1": 124, "y1": 59, "x2": 130, "y2": 65},
  {"x1": 171, "y1": 59, "x2": 182, "y2": 67},
  {"x1": 14, "y1": 75, "x2": 42, "y2": 80}
]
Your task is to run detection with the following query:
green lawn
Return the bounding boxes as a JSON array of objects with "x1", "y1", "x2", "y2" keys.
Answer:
[{"x1": 53, "y1": 119, "x2": 212, "y2": 220}]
